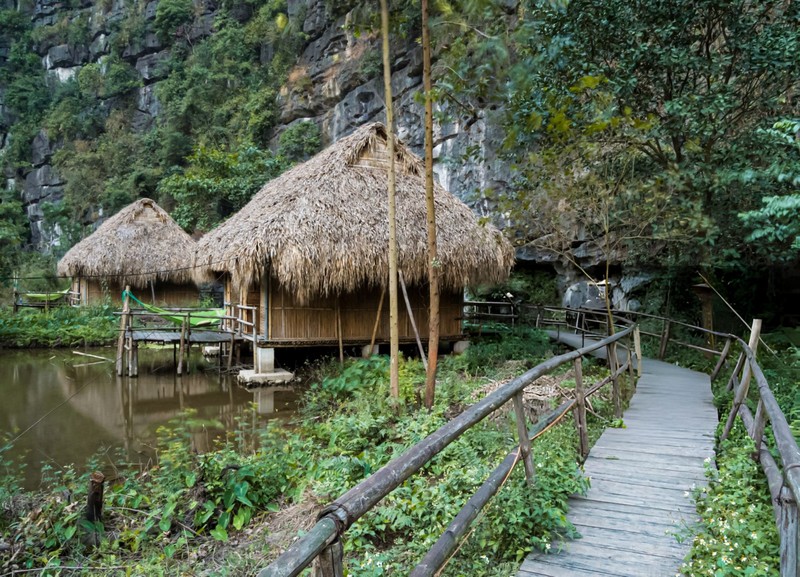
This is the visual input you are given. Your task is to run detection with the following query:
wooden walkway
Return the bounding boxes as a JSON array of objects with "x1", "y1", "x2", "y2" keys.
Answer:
[{"x1": 519, "y1": 333, "x2": 717, "y2": 577}]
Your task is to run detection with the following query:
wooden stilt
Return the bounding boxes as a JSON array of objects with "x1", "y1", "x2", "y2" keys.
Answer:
[
  {"x1": 227, "y1": 333, "x2": 235, "y2": 371},
  {"x1": 131, "y1": 341, "x2": 139, "y2": 378}
]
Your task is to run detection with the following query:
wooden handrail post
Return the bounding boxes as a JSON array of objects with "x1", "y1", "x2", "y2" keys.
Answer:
[
  {"x1": 658, "y1": 320, "x2": 670, "y2": 360},
  {"x1": 710, "y1": 337, "x2": 732, "y2": 381},
  {"x1": 633, "y1": 326, "x2": 642, "y2": 377},
  {"x1": 512, "y1": 392, "x2": 535, "y2": 487},
  {"x1": 779, "y1": 486, "x2": 798, "y2": 577},
  {"x1": 253, "y1": 310, "x2": 258, "y2": 370},
  {"x1": 721, "y1": 319, "x2": 762, "y2": 442},
  {"x1": 573, "y1": 357, "x2": 589, "y2": 460},
  {"x1": 313, "y1": 539, "x2": 344, "y2": 577}
]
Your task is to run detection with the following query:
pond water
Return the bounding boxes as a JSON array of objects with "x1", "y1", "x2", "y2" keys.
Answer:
[{"x1": 0, "y1": 348, "x2": 299, "y2": 489}]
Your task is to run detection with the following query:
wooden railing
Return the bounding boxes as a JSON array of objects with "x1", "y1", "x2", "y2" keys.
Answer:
[
  {"x1": 256, "y1": 303, "x2": 800, "y2": 576},
  {"x1": 257, "y1": 320, "x2": 637, "y2": 577}
]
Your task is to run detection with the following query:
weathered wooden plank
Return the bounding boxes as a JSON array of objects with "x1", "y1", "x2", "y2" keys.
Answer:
[{"x1": 518, "y1": 334, "x2": 715, "y2": 577}]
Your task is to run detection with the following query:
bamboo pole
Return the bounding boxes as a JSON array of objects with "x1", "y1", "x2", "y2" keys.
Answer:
[
  {"x1": 421, "y1": 0, "x2": 439, "y2": 410},
  {"x1": 116, "y1": 286, "x2": 131, "y2": 376},
  {"x1": 399, "y1": 271, "x2": 427, "y2": 370},
  {"x1": 633, "y1": 326, "x2": 642, "y2": 376},
  {"x1": 369, "y1": 288, "x2": 386, "y2": 355},
  {"x1": 381, "y1": 0, "x2": 399, "y2": 399},
  {"x1": 336, "y1": 301, "x2": 344, "y2": 365}
]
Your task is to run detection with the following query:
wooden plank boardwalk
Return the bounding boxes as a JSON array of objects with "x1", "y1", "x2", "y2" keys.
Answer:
[{"x1": 518, "y1": 332, "x2": 717, "y2": 577}]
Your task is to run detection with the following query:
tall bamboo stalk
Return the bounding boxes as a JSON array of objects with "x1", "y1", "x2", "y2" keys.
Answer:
[
  {"x1": 422, "y1": 0, "x2": 439, "y2": 410},
  {"x1": 381, "y1": 0, "x2": 399, "y2": 398}
]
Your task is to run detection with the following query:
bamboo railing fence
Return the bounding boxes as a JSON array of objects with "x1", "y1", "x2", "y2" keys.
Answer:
[
  {"x1": 257, "y1": 302, "x2": 800, "y2": 577},
  {"x1": 257, "y1": 317, "x2": 637, "y2": 577}
]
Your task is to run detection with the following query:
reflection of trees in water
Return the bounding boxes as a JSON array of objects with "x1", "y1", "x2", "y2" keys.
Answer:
[{"x1": 0, "y1": 348, "x2": 297, "y2": 488}]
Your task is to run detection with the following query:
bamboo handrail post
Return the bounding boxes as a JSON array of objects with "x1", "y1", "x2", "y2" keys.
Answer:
[
  {"x1": 633, "y1": 325, "x2": 642, "y2": 376},
  {"x1": 252, "y1": 311, "x2": 258, "y2": 371},
  {"x1": 312, "y1": 539, "x2": 344, "y2": 577},
  {"x1": 185, "y1": 312, "x2": 192, "y2": 375},
  {"x1": 722, "y1": 320, "x2": 762, "y2": 441},
  {"x1": 726, "y1": 352, "x2": 746, "y2": 392},
  {"x1": 779, "y1": 486, "x2": 798, "y2": 577},
  {"x1": 658, "y1": 320, "x2": 670, "y2": 359},
  {"x1": 512, "y1": 392, "x2": 535, "y2": 487},
  {"x1": 710, "y1": 337, "x2": 732, "y2": 381},
  {"x1": 751, "y1": 399, "x2": 767, "y2": 455},
  {"x1": 573, "y1": 357, "x2": 589, "y2": 460},
  {"x1": 607, "y1": 342, "x2": 621, "y2": 418}
]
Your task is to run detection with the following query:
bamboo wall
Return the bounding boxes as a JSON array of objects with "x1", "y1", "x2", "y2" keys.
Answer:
[
  {"x1": 261, "y1": 276, "x2": 463, "y2": 344},
  {"x1": 76, "y1": 278, "x2": 199, "y2": 307}
]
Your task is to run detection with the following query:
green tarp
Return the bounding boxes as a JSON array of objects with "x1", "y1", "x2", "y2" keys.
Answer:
[
  {"x1": 18, "y1": 289, "x2": 70, "y2": 302},
  {"x1": 122, "y1": 290, "x2": 224, "y2": 328}
]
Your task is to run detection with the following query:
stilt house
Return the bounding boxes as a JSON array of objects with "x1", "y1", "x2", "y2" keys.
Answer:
[
  {"x1": 195, "y1": 123, "x2": 514, "y2": 369},
  {"x1": 57, "y1": 198, "x2": 200, "y2": 306}
]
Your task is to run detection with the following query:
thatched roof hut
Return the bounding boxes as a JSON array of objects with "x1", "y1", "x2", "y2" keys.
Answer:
[
  {"x1": 58, "y1": 198, "x2": 197, "y2": 289},
  {"x1": 196, "y1": 123, "x2": 514, "y2": 303}
]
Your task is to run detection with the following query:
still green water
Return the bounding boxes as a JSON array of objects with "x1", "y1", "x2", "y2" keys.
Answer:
[{"x1": 0, "y1": 348, "x2": 297, "y2": 489}]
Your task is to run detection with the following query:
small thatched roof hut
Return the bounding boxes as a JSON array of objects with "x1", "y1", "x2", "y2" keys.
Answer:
[
  {"x1": 58, "y1": 198, "x2": 200, "y2": 305},
  {"x1": 196, "y1": 122, "x2": 514, "y2": 302}
]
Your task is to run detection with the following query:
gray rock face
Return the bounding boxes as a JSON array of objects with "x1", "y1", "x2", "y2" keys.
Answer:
[
  {"x1": 31, "y1": 130, "x2": 59, "y2": 166},
  {"x1": 135, "y1": 50, "x2": 171, "y2": 82},
  {"x1": 43, "y1": 44, "x2": 88, "y2": 69},
  {"x1": 122, "y1": 33, "x2": 164, "y2": 61}
]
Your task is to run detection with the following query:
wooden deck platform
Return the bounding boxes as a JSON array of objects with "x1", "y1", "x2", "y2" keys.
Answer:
[{"x1": 519, "y1": 333, "x2": 717, "y2": 577}]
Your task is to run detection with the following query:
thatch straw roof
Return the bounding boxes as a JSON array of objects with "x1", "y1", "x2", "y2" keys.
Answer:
[
  {"x1": 58, "y1": 198, "x2": 197, "y2": 288},
  {"x1": 196, "y1": 122, "x2": 514, "y2": 302}
]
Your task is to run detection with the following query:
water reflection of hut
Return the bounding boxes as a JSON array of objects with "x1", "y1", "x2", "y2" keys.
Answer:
[
  {"x1": 57, "y1": 198, "x2": 200, "y2": 306},
  {"x1": 195, "y1": 123, "x2": 514, "y2": 373}
]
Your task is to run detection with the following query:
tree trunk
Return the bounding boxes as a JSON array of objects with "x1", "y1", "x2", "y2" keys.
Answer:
[
  {"x1": 422, "y1": 0, "x2": 439, "y2": 410},
  {"x1": 381, "y1": 0, "x2": 400, "y2": 399}
]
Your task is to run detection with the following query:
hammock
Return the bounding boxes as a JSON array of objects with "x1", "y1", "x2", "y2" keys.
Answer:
[
  {"x1": 18, "y1": 288, "x2": 70, "y2": 302},
  {"x1": 121, "y1": 290, "x2": 224, "y2": 328}
]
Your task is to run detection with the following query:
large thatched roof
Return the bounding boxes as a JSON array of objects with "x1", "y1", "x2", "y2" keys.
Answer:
[
  {"x1": 58, "y1": 198, "x2": 197, "y2": 288},
  {"x1": 196, "y1": 122, "x2": 514, "y2": 302}
]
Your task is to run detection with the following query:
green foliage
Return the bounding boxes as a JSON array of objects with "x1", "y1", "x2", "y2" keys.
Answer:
[
  {"x1": 681, "y1": 424, "x2": 779, "y2": 576},
  {"x1": 0, "y1": 191, "x2": 27, "y2": 286},
  {"x1": 0, "y1": 306, "x2": 118, "y2": 347},
  {"x1": 277, "y1": 121, "x2": 322, "y2": 162},
  {"x1": 453, "y1": 327, "x2": 550, "y2": 376},
  {"x1": 154, "y1": 0, "x2": 195, "y2": 41},
  {"x1": 159, "y1": 142, "x2": 288, "y2": 232},
  {"x1": 435, "y1": 0, "x2": 800, "y2": 275}
]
